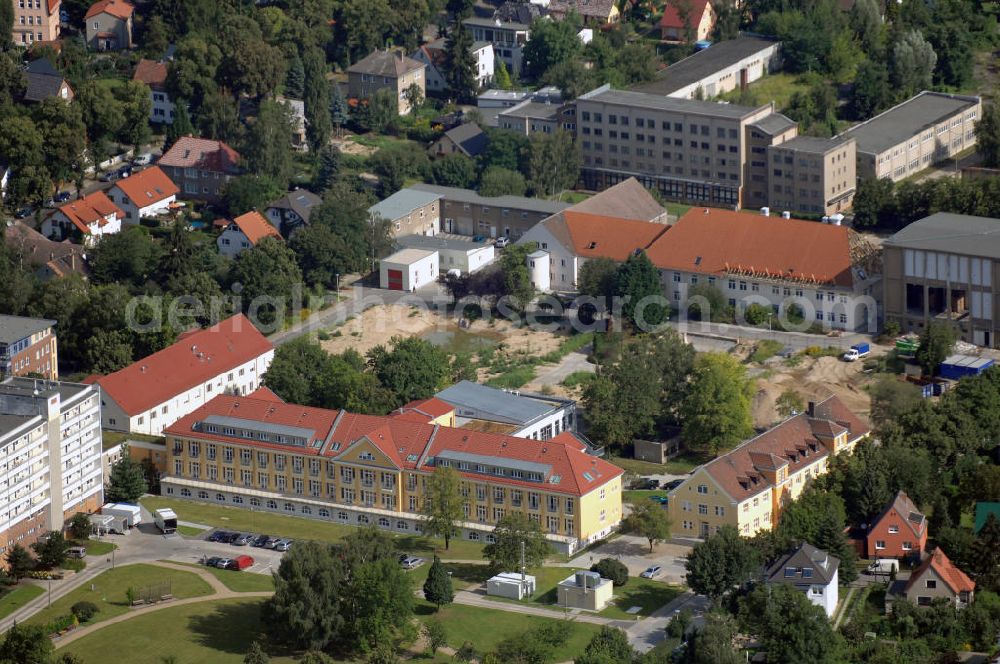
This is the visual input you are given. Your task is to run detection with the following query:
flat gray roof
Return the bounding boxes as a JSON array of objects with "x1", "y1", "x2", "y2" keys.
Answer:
[
  {"x1": 841, "y1": 91, "x2": 980, "y2": 155},
  {"x1": 883, "y1": 212, "x2": 1000, "y2": 259},
  {"x1": 578, "y1": 85, "x2": 768, "y2": 120},
  {"x1": 463, "y1": 16, "x2": 529, "y2": 30},
  {"x1": 773, "y1": 135, "x2": 849, "y2": 155},
  {"x1": 369, "y1": 188, "x2": 442, "y2": 222},
  {"x1": 201, "y1": 415, "x2": 317, "y2": 443},
  {"x1": 383, "y1": 247, "x2": 437, "y2": 264},
  {"x1": 397, "y1": 233, "x2": 490, "y2": 253},
  {"x1": 0, "y1": 376, "x2": 91, "y2": 402},
  {"x1": 410, "y1": 183, "x2": 569, "y2": 214},
  {"x1": 750, "y1": 113, "x2": 797, "y2": 136},
  {"x1": 436, "y1": 448, "x2": 552, "y2": 476},
  {"x1": 500, "y1": 101, "x2": 560, "y2": 120},
  {"x1": 0, "y1": 315, "x2": 54, "y2": 344},
  {"x1": 436, "y1": 380, "x2": 558, "y2": 425},
  {"x1": 630, "y1": 37, "x2": 779, "y2": 97}
]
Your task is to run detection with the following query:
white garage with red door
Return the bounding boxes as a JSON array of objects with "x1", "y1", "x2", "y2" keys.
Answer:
[{"x1": 379, "y1": 248, "x2": 439, "y2": 291}]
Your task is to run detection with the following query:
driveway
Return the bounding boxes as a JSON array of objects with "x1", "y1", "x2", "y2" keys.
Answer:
[
  {"x1": 626, "y1": 591, "x2": 711, "y2": 653},
  {"x1": 566, "y1": 534, "x2": 694, "y2": 585}
]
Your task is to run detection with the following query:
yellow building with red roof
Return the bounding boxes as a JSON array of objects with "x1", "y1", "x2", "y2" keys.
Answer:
[{"x1": 161, "y1": 392, "x2": 623, "y2": 552}]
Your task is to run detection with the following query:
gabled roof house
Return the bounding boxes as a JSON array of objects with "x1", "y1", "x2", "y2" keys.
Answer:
[
  {"x1": 905, "y1": 548, "x2": 974, "y2": 608},
  {"x1": 866, "y1": 490, "x2": 928, "y2": 559}
]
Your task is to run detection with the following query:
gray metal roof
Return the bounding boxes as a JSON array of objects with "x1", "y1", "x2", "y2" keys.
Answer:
[
  {"x1": 410, "y1": 183, "x2": 570, "y2": 214},
  {"x1": 500, "y1": 100, "x2": 561, "y2": 120},
  {"x1": 0, "y1": 315, "x2": 55, "y2": 344},
  {"x1": 369, "y1": 189, "x2": 442, "y2": 222},
  {"x1": 443, "y1": 122, "x2": 489, "y2": 156},
  {"x1": 397, "y1": 234, "x2": 489, "y2": 253},
  {"x1": 630, "y1": 37, "x2": 780, "y2": 97},
  {"x1": 883, "y1": 212, "x2": 1000, "y2": 259},
  {"x1": 267, "y1": 189, "x2": 322, "y2": 223},
  {"x1": 772, "y1": 135, "x2": 850, "y2": 155},
  {"x1": 436, "y1": 380, "x2": 555, "y2": 425},
  {"x1": 750, "y1": 113, "x2": 797, "y2": 136},
  {"x1": 436, "y1": 448, "x2": 552, "y2": 476},
  {"x1": 765, "y1": 542, "x2": 839, "y2": 586},
  {"x1": 578, "y1": 85, "x2": 768, "y2": 120},
  {"x1": 463, "y1": 16, "x2": 530, "y2": 30},
  {"x1": 841, "y1": 91, "x2": 980, "y2": 156},
  {"x1": 201, "y1": 415, "x2": 317, "y2": 442}
]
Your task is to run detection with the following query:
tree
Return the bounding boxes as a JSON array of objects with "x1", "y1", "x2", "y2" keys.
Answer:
[
  {"x1": 432, "y1": 153, "x2": 477, "y2": 188},
  {"x1": 685, "y1": 525, "x2": 759, "y2": 603},
  {"x1": 482, "y1": 129, "x2": 529, "y2": 172},
  {"x1": 403, "y1": 83, "x2": 423, "y2": 113},
  {"x1": 367, "y1": 336, "x2": 451, "y2": 405},
  {"x1": 115, "y1": 81, "x2": 153, "y2": 152},
  {"x1": 165, "y1": 101, "x2": 195, "y2": 150},
  {"x1": 527, "y1": 130, "x2": 580, "y2": 197},
  {"x1": 106, "y1": 445, "x2": 149, "y2": 503},
  {"x1": 541, "y1": 59, "x2": 599, "y2": 101},
  {"x1": 483, "y1": 512, "x2": 553, "y2": 574},
  {"x1": 971, "y1": 514, "x2": 1000, "y2": 592},
  {"x1": 578, "y1": 256, "x2": 618, "y2": 302},
  {"x1": 739, "y1": 584, "x2": 843, "y2": 664},
  {"x1": 851, "y1": 176, "x2": 895, "y2": 228},
  {"x1": 591, "y1": 558, "x2": 629, "y2": 586},
  {"x1": 88, "y1": 227, "x2": 162, "y2": 288},
  {"x1": 424, "y1": 619, "x2": 447, "y2": 655},
  {"x1": 35, "y1": 98, "x2": 87, "y2": 189},
  {"x1": 493, "y1": 60, "x2": 512, "y2": 90},
  {"x1": 68, "y1": 512, "x2": 92, "y2": 540},
  {"x1": 976, "y1": 97, "x2": 1000, "y2": 169},
  {"x1": 243, "y1": 100, "x2": 294, "y2": 186},
  {"x1": 303, "y1": 47, "x2": 332, "y2": 153},
  {"x1": 523, "y1": 15, "x2": 582, "y2": 79},
  {"x1": 775, "y1": 389, "x2": 805, "y2": 418},
  {"x1": 243, "y1": 641, "x2": 270, "y2": 664},
  {"x1": 479, "y1": 166, "x2": 526, "y2": 197},
  {"x1": 265, "y1": 540, "x2": 347, "y2": 651},
  {"x1": 230, "y1": 237, "x2": 303, "y2": 329},
  {"x1": 0, "y1": 623, "x2": 53, "y2": 664},
  {"x1": 0, "y1": 0, "x2": 13, "y2": 49},
  {"x1": 329, "y1": 83, "x2": 350, "y2": 136},
  {"x1": 686, "y1": 282, "x2": 731, "y2": 323},
  {"x1": 284, "y1": 53, "x2": 305, "y2": 99},
  {"x1": 220, "y1": 39, "x2": 286, "y2": 100},
  {"x1": 444, "y1": 21, "x2": 478, "y2": 102},
  {"x1": 680, "y1": 353, "x2": 754, "y2": 456},
  {"x1": 625, "y1": 500, "x2": 671, "y2": 552},
  {"x1": 31, "y1": 530, "x2": 70, "y2": 568},
  {"x1": 313, "y1": 144, "x2": 342, "y2": 192},
  {"x1": 360, "y1": 88, "x2": 397, "y2": 134},
  {"x1": 615, "y1": 250, "x2": 667, "y2": 330},
  {"x1": 849, "y1": 0, "x2": 883, "y2": 56},
  {"x1": 916, "y1": 321, "x2": 956, "y2": 376},
  {"x1": 890, "y1": 30, "x2": 936, "y2": 98},
  {"x1": 5, "y1": 544, "x2": 34, "y2": 581},
  {"x1": 421, "y1": 466, "x2": 466, "y2": 550},
  {"x1": 685, "y1": 612, "x2": 743, "y2": 664},
  {"x1": 423, "y1": 556, "x2": 454, "y2": 609},
  {"x1": 223, "y1": 174, "x2": 285, "y2": 217},
  {"x1": 576, "y1": 626, "x2": 635, "y2": 664}
]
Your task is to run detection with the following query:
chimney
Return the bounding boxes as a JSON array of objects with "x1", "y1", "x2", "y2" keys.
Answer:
[
  {"x1": 807, "y1": 401, "x2": 815, "y2": 417},
  {"x1": 397, "y1": 51, "x2": 404, "y2": 62}
]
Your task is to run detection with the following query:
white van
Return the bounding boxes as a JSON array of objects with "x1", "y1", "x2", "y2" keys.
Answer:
[
  {"x1": 67, "y1": 546, "x2": 87, "y2": 559},
  {"x1": 867, "y1": 558, "x2": 899, "y2": 575}
]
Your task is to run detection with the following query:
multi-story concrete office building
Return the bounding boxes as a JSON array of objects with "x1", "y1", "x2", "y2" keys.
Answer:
[
  {"x1": 0, "y1": 315, "x2": 58, "y2": 380},
  {"x1": 765, "y1": 136, "x2": 857, "y2": 216},
  {"x1": 0, "y1": 377, "x2": 103, "y2": 556},
  {"x1": 409, "y1": 183, "x2": 569, "y2": 239},
  {"x1": 162, "y1": 393, "x2": 624, "y2": 553},
  {"x1": 576, "y1": 85, "x2": 777, "y2": 207},
  {"x1": 463, "y1": 16, "x2": 530, "y2": 75},
  {"x1": 841, "y1": 91, "x2": 981, "y2": 182},
  {"x1": 882, "y1": 212, "x2": 1000, "y2": 348}
]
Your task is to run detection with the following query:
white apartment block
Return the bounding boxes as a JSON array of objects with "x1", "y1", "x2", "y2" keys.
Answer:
[{"x1": 0, "y1": 377, "x2": 103, "y2": 556}]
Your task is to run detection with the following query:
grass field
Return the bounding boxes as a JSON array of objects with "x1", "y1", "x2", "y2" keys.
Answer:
[
  {"x1": 169, "y1": 562, "x2": 275, "y2": 593},
  {"x1": 101, "y1": 430, "x2": 164, "y2": 451},
  {"x1": 0, "y1": 584, "x2": 44, "y2": 619},
  {"x1": 664, "y1": 203, "x2": 691, "y2": 218},
  {"x1": 558, "y1": 191, "x2": 592, "y2": 204},
  {"x1": 719, "y1": 72, "x2": 810, "y2": 111},
  {"x1": 139, "y1": 497, "x2": 486, "y2": 560},
  {"x1": 78, "y1": 539, "x2": 116, "y2": 556},
  {"x1": 622, "y1": 490, "x2": 669, "y2": 503},
  {"x1": 62, "y1": 598, "x2": 301, "y2": 664},
  {"x1": 27, "y1": 564, "x2": 213, "y2": 629},
  {"x1": 177, "y1": 525, "x2": 208, "y2": 537},
  {"x1": 608, "y1": 453, "x2": 702, "y2": 477}
]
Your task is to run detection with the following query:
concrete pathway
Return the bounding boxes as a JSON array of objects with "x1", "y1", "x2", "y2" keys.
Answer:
[
  {"x1": 451, "y1": 589, "x2": 626, "y2": 627},
  {"x1": 53, "y1": 560, "x2": 273, "y2": 649},
  {"x1": 626, "y1": 591, "x2": 710, "y2": 653}
]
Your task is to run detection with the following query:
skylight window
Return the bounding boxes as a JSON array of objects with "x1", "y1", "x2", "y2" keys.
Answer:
[
  {"x1": 695, "y1": 256, "x2": 702, "y2": 266},
  {"x1": 802, "y1": 568, "x2": 814, "y2": 578},
  {"x1": 582, "y1": 472, "x2": 593, "y2": 481},
  {"x1": 588, "y1": 242, "x2": 597, "y2": 249},
  {"x1": 783, "y1": 567, "x2": 797, "y2": 578}
]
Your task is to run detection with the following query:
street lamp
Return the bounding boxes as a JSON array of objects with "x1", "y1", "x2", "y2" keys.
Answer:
[{"x1": 335, "y1": 273, "x2": 340, "y2": 295}]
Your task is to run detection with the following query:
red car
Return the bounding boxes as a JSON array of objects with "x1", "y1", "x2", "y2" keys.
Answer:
[{"x1": 229, "y1": 555, "x2": 255, "y2": 571}]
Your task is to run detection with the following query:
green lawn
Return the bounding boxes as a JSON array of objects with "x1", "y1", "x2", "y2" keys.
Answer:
[
  {"x1": 168, "y1": 562, "x2": 275, "y2": 593},
  {"x1": 608, "y1": 453, "x2": 703, "y2": 477},
  {"x1": 561, "y1": 370, "x2": 596, "y2": 389},
  {"x1": 101, "y1": 430, "x2": 164, "y2": 451},
  {"x1": 664, "y1": 203, "x2": 691, "y2": 219},
  {"x1": 177, "y1": 525, "x2": 208, "y2": 537},
  {"x1": 62, "y1": 598, "x2": 302, "y2": 664},
  {"x1": 718, "y1": 72, "x2": 810, "y2": 111},
  {"x1": 557, "y1": 191, "x2": 592, "y2": 204},
  {"x1": 139, "y1": 497, "x2": 486, "y2": 560},
  {"x1": 408, "y1": 560, "x2": 492, "y2": 592},
  {"x1": 77, "y1": 539, "x2": 116, "y2": 556},
  {"x1": 622, "y1": 490, "x2": 669, "y2": 503},
  {"x1": 26, "y1": 564, "x2": 213, "y2": 630},
  {"x1": 0, "y1": 584, "x2": 44, "y2": 619}
]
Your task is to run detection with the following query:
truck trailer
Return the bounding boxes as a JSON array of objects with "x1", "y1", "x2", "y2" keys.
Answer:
[
  {"x1": 153, "y1": 508, "x2": 178, "y2": 534},
  {"x1": 101, "y1": 503, "x2": 142, "y2": 534}
]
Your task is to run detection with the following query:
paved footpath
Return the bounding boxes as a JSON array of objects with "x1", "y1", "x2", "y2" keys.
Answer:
[
  {"x1": 451, "y1": 589, "x2": 628, "y2": 627},
  {"x1": 626, "y1": 591, "x2": 710, "y2": 653},
  {"x1": 54, "y1": 560, "x2": 273, "y2": 649}
]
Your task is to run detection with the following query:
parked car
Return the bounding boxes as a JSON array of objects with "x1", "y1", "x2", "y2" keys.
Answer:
[
  {"x1": 398, "y1": 553, "x2": 410, "y2": 563},
  {"x1": 251, "y1": 535, "x2": 270, "y2": 547},
  {"x1": 215, "y1": 558, "x2": 233, "y2": 569},
  {"x1": 662, "y1": 479, "x2": 684, "y2": 491},
  {"x1": 273, "y1": 540, "x2": 294, "y2": 552},
  {"x1": 207, "y1": 530, "x2": 230, "y2": 542},
  {"x1": 228, "y1": 555, "x2": 255, "y2": 571},
  {"x1": 225, "y1": 532, "x2": 242, "y2": 544},
  {"x1": 494, "y1": 237, "x2": 509, "y2": 248},
  {"x1": 633, "y1": 478, "x2": 659, "y2": 490},
  {"x1": 14, "y1": 207, "x2": 33, "y2": 219},
  {"x1": 640, "y1": 566, "x2": 662, "y2": 579},
  {"x1": 55, "y1": 191, "x2": 72, "y2": 203},
  {"x1": 265, "y1": 537, "x2": 283, "y2": 549},
  {"x1": 66, "y1": 546, "x2": 87, "y2": 559},
  {"x1": 472, "y1": 234, "x2": 486, "y2": 242},
  {"x1": 233, "y1": 533, "x2": 254, "y2": 546},
  {"x1": 650, "y1": 495, "x2": 669, "y2": 505},
  {"x1": 204, "y1": 556, "x2": 222, "y2": 568},
  {"x1": 866, "y1": 558, "x2": 899, "y2": 575},
  {"x1": 132, "y1": 153, "x2": 154, "y2": 167},
  {"x1": 116, "y1": 165, "x2": 132, "y2": 178},
  {"x1": 400, "y1": 556, "x2": 425, "y2": 570},
  {"x1": 99, "y1": 171, "x2": 119, "y2": 183}
]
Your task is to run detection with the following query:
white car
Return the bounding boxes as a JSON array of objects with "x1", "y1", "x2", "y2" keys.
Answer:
[
  {"x1": 132, "y1": 153, "x2": 154, "y2": 167},
  {"x1": 400, "y1": 556, "x2": 425, "y2": 570},
  {"x1": 494, "y1": 237, "x2": 509, "y2": 248},
  {"x1": 215, "y1": 558, "x2": 233, "y2": 569},
  {"x1": 640, "y1": 565, "x2": 662, "y2": 579}
]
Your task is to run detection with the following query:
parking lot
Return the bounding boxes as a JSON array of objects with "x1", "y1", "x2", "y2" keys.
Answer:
[
  {"x1": 566, "y1": 534, "x2": 694, "y2": 585},
  {"x1": 162, "y1": 528, "x2": 289, "y2": 576}
]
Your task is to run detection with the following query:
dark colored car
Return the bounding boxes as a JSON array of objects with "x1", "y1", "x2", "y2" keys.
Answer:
[
  {"x1": 55, "y1": 191, "x2": 72, "y2": 203},
  {"x1": 634, "y1": 478, "x2": 659, "y2": 490},
  {"x1": 225, "y1": 532, "x2": 242, "y2": 544},
  {"x1": 662, "y1": 479, "x2": 685, "y2": 491},
  {"x1": 472, "y1": 234, "x2": 486, "y2": 242},
  {"x1": 14, "y1": 207, "x2": 33, "y2": 219},
  {"x1": 251, "y1": 535, "x2": 270, "y2": 547},
  {"x1": 233, "y1": 533, "x2": 254, "y2": 546},
  {"x1": 116, "y1": 166, "x2": 132, "y2": 179},
  {"x1": 207, "y1": 530, "x2": 229, "y2": 542},
  {"x1": 204, "y1": 556, "x2": 222, "y2": 567}
]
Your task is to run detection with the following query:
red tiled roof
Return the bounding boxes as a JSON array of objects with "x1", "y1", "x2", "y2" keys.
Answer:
[
  {"x1": 394, "y1": 397, "x2": 455, "y2": 421},
  {"x1": 85, "y1": 0, "x2": 133, "y2": 20},
  {"x1": 47, "y1": 0, "x2": 58, "y2": 14},
  {"x1": 53, "y1": 191, "x2": 123, "y2": 234},
  {"x1": 112, "y1": 166, "x2": 179, "y2": 208},
  {"x1": 556, "y1": 210, "x2": 669, "y2": 261},
  {"x1": 159, "y1": 136, "x2": 240, "y2": 173},
  {"x1": 906, "y1": 548, "x2": 975, "y2": 595},
  {"x1": 701, "y1": 395, "x2": 869, "y2": 502},
  {"x1": 133, "y1": 59, "x2": 168, "y2": 88},
  {"x1": 872, "y1": 490, "x2": 927, "y2": 541},
  {"x1": 644, "y1": 208, "x2": 858, "y2": 288},
  {"x1": 248, "y1": 386, "x2": 284, "y2": 402},
  {"x1": 229, "y1": 211, "x2": 281, "y2": 247},
  {"x1": 92, "y1": 314, "x2": 274, "y2": 416},
  {"x1": 660, "y1": 0, "x2": 711, "y2": 30},
  {"x1": 164, "y1": 394, "x2": 624, "y2": 496}
]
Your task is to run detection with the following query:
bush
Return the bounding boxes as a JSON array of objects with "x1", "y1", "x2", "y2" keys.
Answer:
[
  {"x1": 62, "y1": 558, "x2": 86, "y2": 572},
  {"x1": 46, "y1": 614, "x2": 77, "y2": 634},
  {"x1": 71, "y1": 601, "x2": 98, "y2": 622},
  {"x1": 591, "y1": 558, "x2": 629, "y2": 586}
]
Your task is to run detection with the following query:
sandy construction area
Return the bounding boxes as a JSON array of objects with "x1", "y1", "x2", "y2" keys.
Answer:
[{"x1": 752, "y1": 355, "x2": 873, "y2": 428}]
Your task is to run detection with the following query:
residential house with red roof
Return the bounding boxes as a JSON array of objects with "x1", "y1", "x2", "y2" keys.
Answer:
[
  {"x1": 3, "y1": 220, "x2": 88, "y2": 280},
  {"x1": 133, "y1": 58, "x2": 175, "y2": 124},
  {"x1": 866, "y1": 490, "x2": 928, "y2": 560},
  {"x1": 12, "y1": 0, "x2": 60, "y2": 47},
  {"x1": 161, "y1": 391, "x2": 623, "y2": 552},
  {"x1": 41, "y1": 191, "x2": 123, "y2": 246},
  {"x1": 106, "y1": 166, "x2": 179, "y2": 222},
  {"x1": 660, "y1": 0, "x2": 715, "y2": 42},
  {"x1": 666, "y1": 396, "x2": 870, "y2": 538},
  {"x1": 217, "y1": 211, "x2": 282, "y2": 258},
  {"x1": 84, "y1": 0, "x2": 133, "y2": 51},
  {"x1": 904, "y1": 548, "x2": 975, "y2": 608},
  {"x1": 158, "y1": 136, "x2": 241, "y2": 203},
  {"x1": 88, "y1": 314, "x2": 275, "y2": 435}
]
